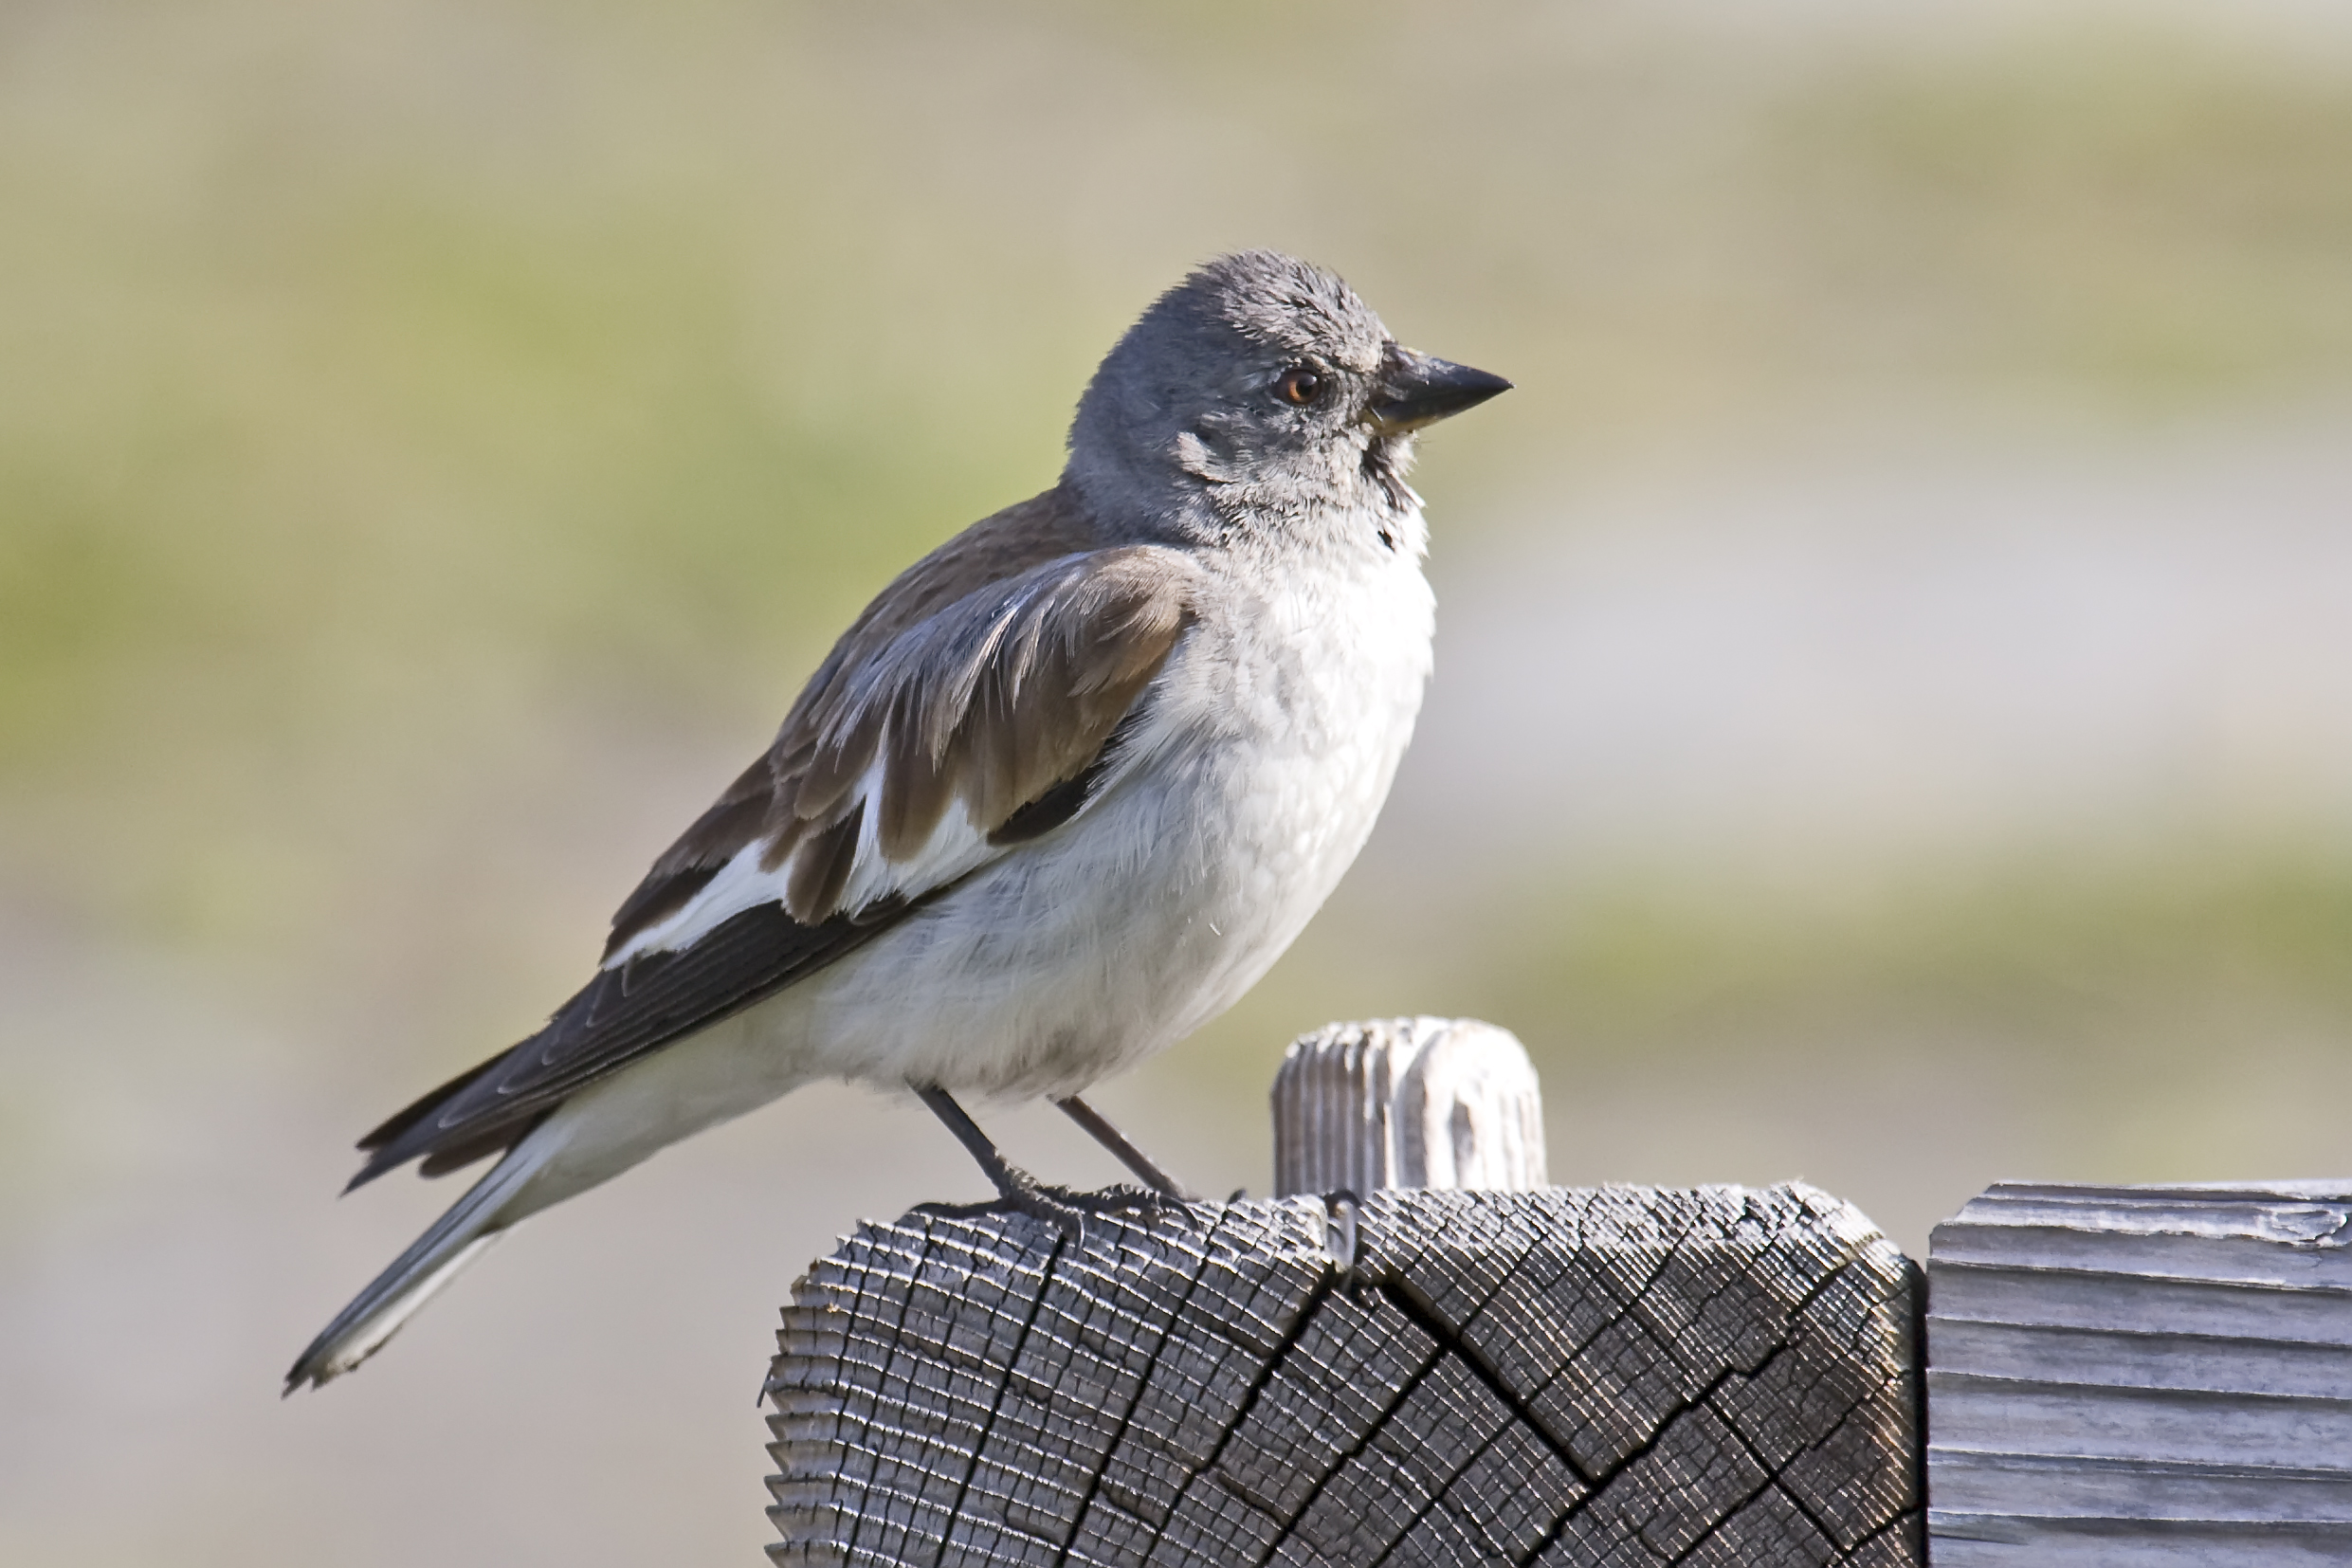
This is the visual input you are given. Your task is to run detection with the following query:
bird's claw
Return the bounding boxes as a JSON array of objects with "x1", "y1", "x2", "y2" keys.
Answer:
[
  {"x1": 1010, "y1": 1178, "x2": 1194, "y2": 1234},
  {"x1": 1004, "y1": 1176, "x2": 1087, "y2": 1239},
  {"x1": 919, "y1": 1180, "x2": 1193, "y2": 1242},
  {"x1": 1068, "y1": 1181, "x2": 1193, "y2": 1214}
]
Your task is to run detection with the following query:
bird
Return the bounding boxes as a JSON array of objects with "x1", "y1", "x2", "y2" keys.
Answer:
[{"x1": 285, "y1": 249, "x2": 1507, "y2": 1392}]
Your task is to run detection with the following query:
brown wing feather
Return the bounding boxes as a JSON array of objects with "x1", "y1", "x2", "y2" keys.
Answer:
[
  {"x1": 601, "y1": 482, "x2": 1102, "y2": 959},
  {"x1": 355, "y1": 481, "x2": 1199, "y2": 1185},
  {"x1": 598, "y1": 754, "x2": 777, "y2": 960},
  {"x1": 782, "y1": 540, "x2": 1193, "y2": 916}
]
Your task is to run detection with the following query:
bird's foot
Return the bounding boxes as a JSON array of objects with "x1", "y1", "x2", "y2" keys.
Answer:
[
  {"x1": 908, "y1": 1084, "x2": 1196, "y2": 1240},
  {"x1": 914, "y1": 1180, "x2": 1193, "y2": 1240},
  {"x1": 999, "y1": 1170, "x2": 1087, "y2": 1239},
  {"x1": 1040, "y1": 1181, "x2": 1193, "y2": 1216},
  {"x1": 997, "y1": 1177, "x2": 1196, "y2": 1237},
  {"x1": 1050, "y1": 1094, "x2": 1196, "y2": 1200}
]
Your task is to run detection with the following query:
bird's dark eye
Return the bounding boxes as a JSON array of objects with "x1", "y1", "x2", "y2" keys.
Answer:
[{"x1": 1275, "y1": 369, "x2": 1323, "y2": 406}]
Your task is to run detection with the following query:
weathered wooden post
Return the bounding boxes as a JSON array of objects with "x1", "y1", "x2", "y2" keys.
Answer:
[
  {"x1": 1273, "y1": 1017, "x2": 1547, "y2": 1197},
  {"x1": 763, "y1": 1019, "x2": 1924, "y2": 1565},
  {"x1": 1925, "y1": 1180, "x2": 2352, "y2": 1564}
]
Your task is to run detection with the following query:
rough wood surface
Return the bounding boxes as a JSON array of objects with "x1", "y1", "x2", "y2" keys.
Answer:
[
  {"x1": 1927, "y1": 1179, "x2": 2352, "y2": 1565},
  {"x1": 1272, "y1": 1018, "x2": 1547, "y2": 1198},
  {"x1": 765, "y1": 1184, "x2": 1921, "y2": 1566}
]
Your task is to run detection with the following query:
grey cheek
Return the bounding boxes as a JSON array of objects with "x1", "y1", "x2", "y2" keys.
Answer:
[{"x1": 1175, "y1": 430, "x2": 1235, "y2": 482}]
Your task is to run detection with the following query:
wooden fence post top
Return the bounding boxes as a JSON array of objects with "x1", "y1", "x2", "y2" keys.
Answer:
[
  {"x1": 1272, "y1": 1016, "x2": 1547, "y2": 1198},
  {"x1": 761, "y1": 1018, "x2": 1921, "y2": 1566},
  {"x1": 1934, "y1": 1176, "x2": 2352, "y2": 1246},
  {"x1": 764, "y1": 1184, "x2": 1921, "y2": 1566}
]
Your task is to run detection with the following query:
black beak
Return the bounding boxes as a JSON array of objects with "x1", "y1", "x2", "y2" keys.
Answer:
[{"x1": 1366, "y1": 347, "x2": 1511, "y2": 434}]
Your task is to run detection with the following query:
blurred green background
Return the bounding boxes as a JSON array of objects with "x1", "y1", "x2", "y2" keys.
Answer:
[{"x1": 6, "y1": 1, "x2": 2351, "y2": 1562}]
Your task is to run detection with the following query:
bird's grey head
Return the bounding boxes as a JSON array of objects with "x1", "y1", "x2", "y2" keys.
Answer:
[{"x1": 1066, "y1": 251, "x2": 1508, "y2": 547}]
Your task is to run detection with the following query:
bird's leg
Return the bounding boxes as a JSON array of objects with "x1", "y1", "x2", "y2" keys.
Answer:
[
  {"x1": 1052, "y1": 1094, "x2": 1195, "y2": 1201},
  {"x1": 912, "y1": 1084, "x2": 1083, "y2": 1237}
]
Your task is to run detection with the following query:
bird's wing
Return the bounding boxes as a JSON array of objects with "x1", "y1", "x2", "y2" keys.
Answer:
[{"x1": 349, "y1": 490, "x2": 1198, "y2": 1186}]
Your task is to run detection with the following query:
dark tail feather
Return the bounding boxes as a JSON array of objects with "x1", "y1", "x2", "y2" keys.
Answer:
[{"x1": 286, "y1": 1139, "x2": 545, "y2": 1392}]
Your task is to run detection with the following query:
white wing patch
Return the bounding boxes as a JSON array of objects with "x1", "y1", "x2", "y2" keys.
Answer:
[
  {"x1": 600, "y1": 748, "x2": 1006, "y2": 969},
  {"x1": 597, "y1": 540, "x2": 1197, "y2": 973}
]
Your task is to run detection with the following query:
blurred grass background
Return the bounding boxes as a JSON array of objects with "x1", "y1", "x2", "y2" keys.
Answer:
[{"x1": 5, "y1": 1, "x2": 2352, "y2": 1562}]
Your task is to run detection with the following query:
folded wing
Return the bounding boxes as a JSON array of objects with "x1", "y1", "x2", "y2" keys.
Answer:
[{"x1": 349, "y1": 493, "x2": 1197, "y2": 1188}]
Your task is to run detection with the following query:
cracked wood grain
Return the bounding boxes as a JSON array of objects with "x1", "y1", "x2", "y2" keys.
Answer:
[
  {"x1": 766, "y1": 1186, "x2": 1921, "y2": 1566},
  {"x1": 1926, "y1": 1179, "x2": 2352, "y2": 1566}
]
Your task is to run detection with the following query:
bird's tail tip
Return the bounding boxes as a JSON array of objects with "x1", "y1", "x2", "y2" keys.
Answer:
[
  {"x1": 282, "y1": 1313, "x2": 402, "y2": 1395},
  {"x1": 283, "y1": 1220, "x2": 506, "y2": 1394}
]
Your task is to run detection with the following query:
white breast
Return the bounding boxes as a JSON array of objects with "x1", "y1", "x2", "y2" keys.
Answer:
[{"x1": 773, "y1": 516, "x2": 1437, "y2": 1100}]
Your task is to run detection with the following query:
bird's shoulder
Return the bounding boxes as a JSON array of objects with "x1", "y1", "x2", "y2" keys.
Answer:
[{"x1": 816, "y1": 479, "x2": 1110, "y2": 661}]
